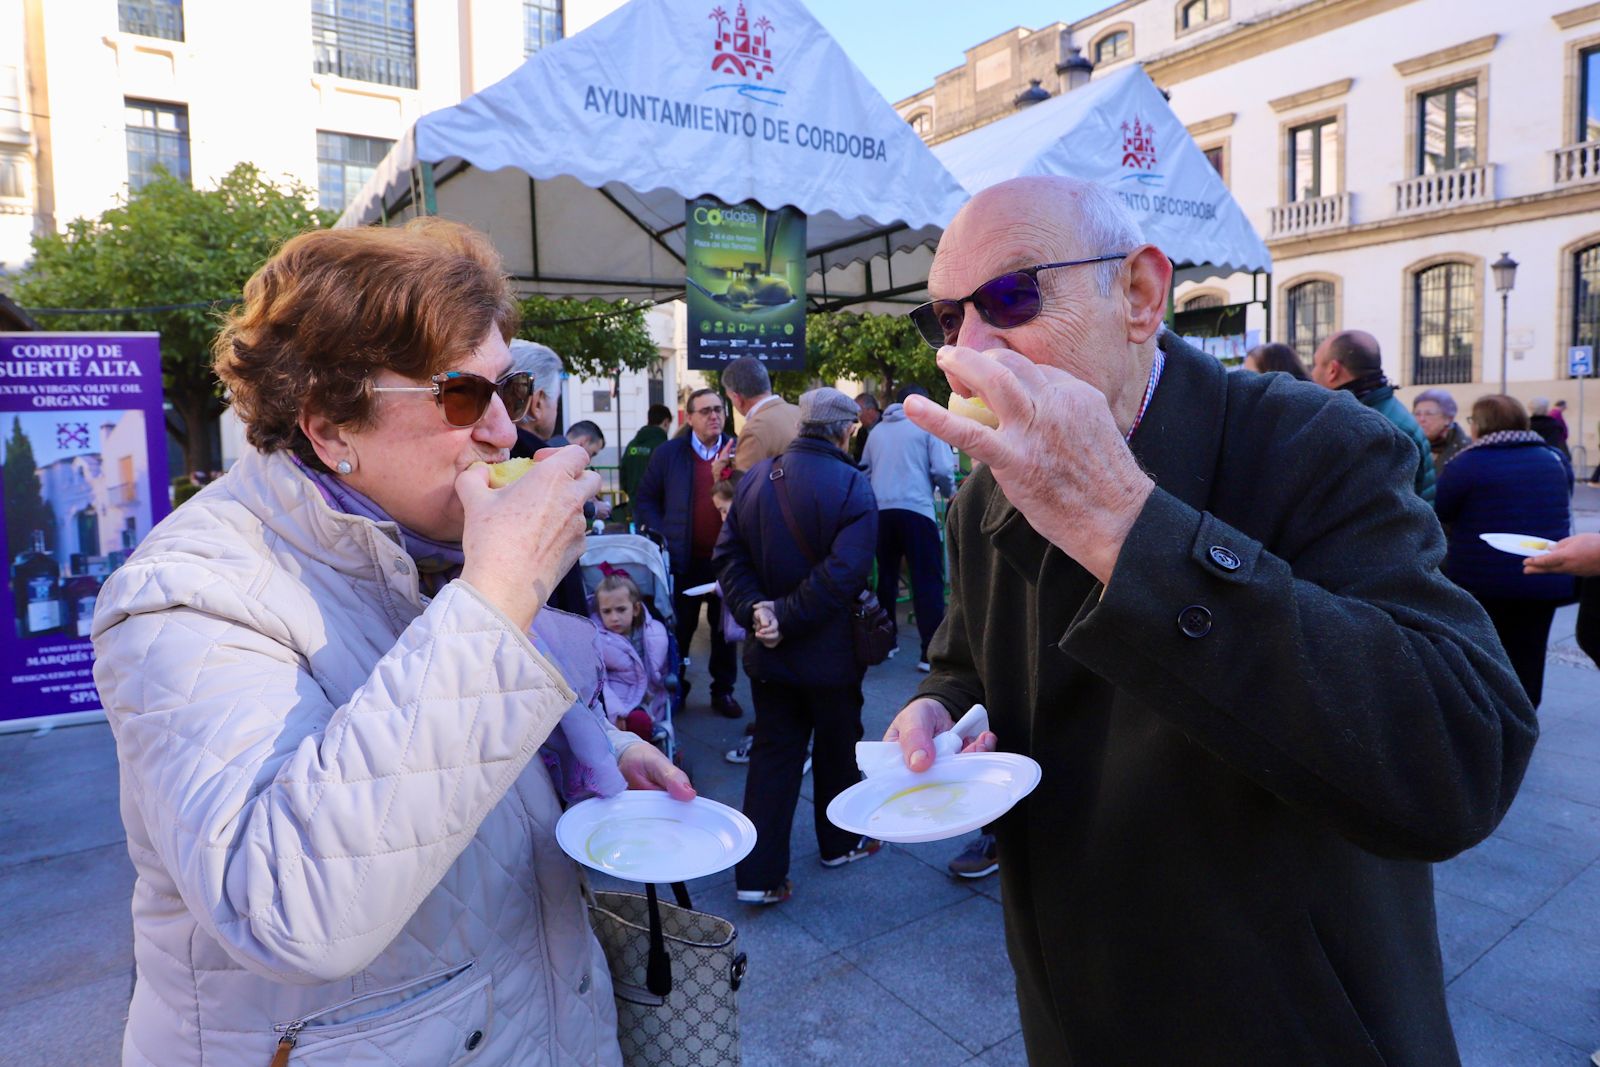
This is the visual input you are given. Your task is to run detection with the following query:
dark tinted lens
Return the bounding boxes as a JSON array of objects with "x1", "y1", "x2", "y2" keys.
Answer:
[
  {"x1": 910, "y1": 300, "x2": 962, "y2": 348},
  {"x1": 436, "y1": 375, "x2": 495, "y2": 426},
  {"x1": 973, "y1": 272, "x2": 1042, "y2": 328},
  {"x1": 496, "y1": 372, "x2": 533, "y2": 422}
]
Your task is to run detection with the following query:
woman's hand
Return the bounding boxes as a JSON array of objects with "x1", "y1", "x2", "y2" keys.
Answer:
[
  {"x1": 456, "y1": 446, "x2": 601, "y2": 630},
  {"x1": 618, "y1": 742, "x2": 697, "y2": 801}
]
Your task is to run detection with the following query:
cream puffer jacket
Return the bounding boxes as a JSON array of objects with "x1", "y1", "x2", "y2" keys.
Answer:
[{"x1": 92, "y1": 447, "x2": 632, "y2": 1067}]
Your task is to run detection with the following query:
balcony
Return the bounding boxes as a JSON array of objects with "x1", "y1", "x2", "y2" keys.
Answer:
[
  {"x1": 1269, "y1": 193, "x2": 1350, "y2": 237},
  {"x1": 1553, "y1": 141, "x2": 1600, "y2": 187},
  {"x1": 1393, "y1": 165, "x2": 1492, "y2": 216}
]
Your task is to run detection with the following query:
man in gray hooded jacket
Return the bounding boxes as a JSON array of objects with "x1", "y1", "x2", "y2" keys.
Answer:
[{"x1": 860, "y1": 383, "x2": 957, "y2": 670}]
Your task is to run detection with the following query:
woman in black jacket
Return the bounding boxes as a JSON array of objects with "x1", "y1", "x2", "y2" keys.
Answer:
[{"x1": 713, "y1": 387, "x2": 881, "y2": 904}]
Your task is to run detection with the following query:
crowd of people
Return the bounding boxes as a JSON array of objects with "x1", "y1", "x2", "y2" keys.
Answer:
[{"x1": 84, "y1": 178, "x2": 1600, "y2": 1066}]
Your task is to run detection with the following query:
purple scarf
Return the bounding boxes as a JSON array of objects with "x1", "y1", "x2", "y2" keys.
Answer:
[{"x1": 294, "y1": 457, "x2": 627, "y2": 803}]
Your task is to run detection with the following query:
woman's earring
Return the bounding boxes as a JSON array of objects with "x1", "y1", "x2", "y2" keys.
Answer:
[{"x1": 336, "y1": 459, "x2": 353, "y2": 475}]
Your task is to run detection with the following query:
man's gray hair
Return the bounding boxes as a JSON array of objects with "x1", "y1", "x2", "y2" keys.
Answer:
[
  {"x1": 1530, "y1": 396, "x2": 1551, "y2": 416},
  {"x1": 1413, "y1": 388, "x2": 1457, "y2": 419},
  {"x1": 507, "y1": 339, "x2": 563, "y2": 401},
  {"x1": 799, "y1": 418, "x2": 856, "y2": 443},
  {"x1": 1069, "y1": 181, "x2": 1145, "y2": 297},
  {"x1": 722, "y1": 356, "x2": 771, "y2": 399}
]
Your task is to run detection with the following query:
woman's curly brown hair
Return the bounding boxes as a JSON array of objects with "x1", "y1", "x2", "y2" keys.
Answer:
[{"x1": 214, "y1": 218, "x2": 520, "y2": 471}]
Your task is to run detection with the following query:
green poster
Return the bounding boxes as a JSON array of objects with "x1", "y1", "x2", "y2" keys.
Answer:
[{"x1": 685, "y1": 196, "x2": 806, "y2": 370}]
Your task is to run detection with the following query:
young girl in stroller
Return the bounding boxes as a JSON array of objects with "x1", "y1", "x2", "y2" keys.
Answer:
[{"x1": 592, "y1": 572, "x2": 674, "y2": 742}]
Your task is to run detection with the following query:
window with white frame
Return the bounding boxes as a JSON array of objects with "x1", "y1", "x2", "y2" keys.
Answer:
[
  {"x1": 316, "y1": 131, "x2": 393, "y2": 214},
  {"x1": 1095, "y1": 30, "x2": 1131, "y2": 64},
  {"x1": 524, "y1": 0, "x2": 563, "y2": 56},
  {"x1": 119, "y1": 0, "x2": 184, "y2": 41},
  {"x1": 312, "y1": 0, "x2": 416, "y2": 89},
  {"x1": 1288, "y1": 117, "x2": 1337, "y2": 202},
  {"x1": 124, "y1": 99, "x2": 190, "y2": 191},
  {"x1": 1417, "y1": 82, "x2": 1477, "y2": 174}
]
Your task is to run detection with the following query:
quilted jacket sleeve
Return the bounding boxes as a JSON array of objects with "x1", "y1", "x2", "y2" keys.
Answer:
[{"x1": 94, "y1": 573, "x2": 578, "y2": 985}]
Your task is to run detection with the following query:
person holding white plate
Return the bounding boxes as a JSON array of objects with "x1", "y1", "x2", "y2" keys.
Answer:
[
  {"x1": 1436, "y1": 393, "x2": 1575, "y2": 707},
  {"x1": 884, "y1": 176, "x2": 1535, "y2": 1066}
]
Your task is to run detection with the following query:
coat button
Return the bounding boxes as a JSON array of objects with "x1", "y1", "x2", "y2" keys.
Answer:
[
  {"x1": 465, "y1": 1029, "x2": 483, "y2": 1051},
  {"x1": 578, "y1": 972, "x2": 591, "y2": 994},
  {"x1": 394, "y1": 557, "x2": 411, "y2": 576},
  {"x1": 1208, "y1": 546, "x2": 1240, "y2": 571},
  {"x1": 1178, "y1": 605, "x2": 1212, "y2": 638}
]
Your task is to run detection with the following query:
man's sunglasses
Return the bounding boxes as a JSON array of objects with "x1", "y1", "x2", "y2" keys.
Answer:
[
  {"x1": 908, "y1": 254, "x2": 1128, "y2": 349},
  {"x1": 372, "y1": 370, "x2": 534, "y2": 427}
]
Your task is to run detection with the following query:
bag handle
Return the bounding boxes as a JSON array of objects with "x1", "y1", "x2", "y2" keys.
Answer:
[
  {"x1": 770, "y1": 458, "x2": 821, "y2": 567},
  {"x1": 643, "y1": 881, "x2": 694, "y2": 997}
]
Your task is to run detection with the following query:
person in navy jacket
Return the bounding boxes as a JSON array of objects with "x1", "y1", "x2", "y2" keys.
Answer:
[
  {"x1": 1436, "y1": 393, "x2": 1576, "y2": 707},
  {"x1": 633, "y1": 388, "x2": 741, "y2": 717}
]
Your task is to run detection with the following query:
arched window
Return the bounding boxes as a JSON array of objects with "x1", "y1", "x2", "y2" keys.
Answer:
[
  {"x1": 75, "y1": 507, "x2": 99, "y2": 557},
  {"x1": 1574, "y1": 243, "x2": 1600, "y2": 354},
  {"x1": 906, "y1": 110, "x2": 932, "y2": 137},
  {"x1": 1095, "y1": 30, "x2": 1131, "y2": 64},
  {"x1": 1285, "y1": 280, "x2": 1335, "y2": 364},
  {"x1": 1181, "y1": 0, "x2": 1214, "y2": 29},
  {"x1": 1183, "y1": 293, "x2": 1224, "y2": 310},
  {"x1": 1412, "y1": 262, "x2": 1475, "y2": 384}
]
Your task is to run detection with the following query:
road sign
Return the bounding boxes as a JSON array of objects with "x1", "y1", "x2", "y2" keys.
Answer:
[{"x1": 1571, "y1": 345, "x2": 1594, "y2": 378}]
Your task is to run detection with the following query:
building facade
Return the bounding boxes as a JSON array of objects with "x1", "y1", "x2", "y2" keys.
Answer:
[
  {"x1": 1, "y1": 0, "x2": 680, "y2": 470},
  {"x1": 899, "y1": 0, "x2": 1600, "y2": 471}
]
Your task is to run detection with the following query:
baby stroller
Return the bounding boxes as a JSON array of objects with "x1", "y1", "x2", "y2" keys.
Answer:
[{"x1": 579, "y1": 530, "x2": 687, "y2": 770}]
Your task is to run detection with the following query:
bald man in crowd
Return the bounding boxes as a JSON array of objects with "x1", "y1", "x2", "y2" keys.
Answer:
[
  {"x1": 1311, "y1": 329, "x2": 1437, "y2": 501},
  {"x1": 887, "y1": 175, "x2": 1534, "y2": 1065}
]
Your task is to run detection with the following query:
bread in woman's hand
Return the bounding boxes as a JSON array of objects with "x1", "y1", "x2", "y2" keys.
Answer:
[
  {"x1": 946, "y1": 393, "x2": 999, "y2": 429},
  {"x1": 480, "y1": 457, "x2": 538, "y2": 487}
]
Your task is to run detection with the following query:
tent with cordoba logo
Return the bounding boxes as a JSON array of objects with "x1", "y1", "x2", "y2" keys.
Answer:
[
  {"x1": 931, "y1": 64, "x2": 1272, "y2": 277},
  {"x1": 335, "y1": 0, "x2": 969, "y2": 315}
]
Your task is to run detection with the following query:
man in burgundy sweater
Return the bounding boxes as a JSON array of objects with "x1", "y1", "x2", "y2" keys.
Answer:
[{"x1": 634, "y1": 388, "x2": 743, "y2": 717}]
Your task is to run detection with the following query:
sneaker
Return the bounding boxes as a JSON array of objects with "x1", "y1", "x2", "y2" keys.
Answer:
[
  {"x1": 947, "y1": 833, "x2": 998, "y2": 879},
  {"x1": 725, "y1": 734, "x2": 754, "y2": 764},
  {"x1": 712, "y1": 693, "x2": 745, "y2": 719},
  {"x1": 735, "y1": 880, "x2": 792, "y2": 905},
  {"x1": 820, "y1": 838, "x2": 882, "y2": 868},
  {"x1": 916, "y1": 659, "x2": 932, "y2": 673}
]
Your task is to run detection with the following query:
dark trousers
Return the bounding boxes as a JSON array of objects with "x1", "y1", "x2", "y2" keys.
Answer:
[
  {"x1": 736, "y1": 677, "x2": 864, "y2": 891},
  {"x1": 875, "y1": 508, "x2": 946, "y2": 659},
  {"x1": 1477, "y1": 596, "x2": 1559, "y2": 708},
  {"x1": 673, "y1": 557, "x2": 736, "y2": 701},
  {"x1": 1578, "y1": 578, "x2": 1600, "y2": 668}
]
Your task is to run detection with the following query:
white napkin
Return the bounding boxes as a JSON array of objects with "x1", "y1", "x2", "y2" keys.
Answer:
[{"x1": 856, "y1": 705, "x2": 990, "y2": 778}]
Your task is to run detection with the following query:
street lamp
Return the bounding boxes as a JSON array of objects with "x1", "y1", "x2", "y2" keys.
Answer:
[{"x1": 1492, "y1": 252, "x2": 1518, "y2": 395}]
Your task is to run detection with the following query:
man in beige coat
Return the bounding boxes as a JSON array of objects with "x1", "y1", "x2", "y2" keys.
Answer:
[{"x1": 725, "y1": 356, "x2": 800, "y2": 484}]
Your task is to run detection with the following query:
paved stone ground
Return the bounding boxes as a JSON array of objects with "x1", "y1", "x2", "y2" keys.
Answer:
[{"x1": 3, "y1": 489, "x2": 1597, "y2": 1065}]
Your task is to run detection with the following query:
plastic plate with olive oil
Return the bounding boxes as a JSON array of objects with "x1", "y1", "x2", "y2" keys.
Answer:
[
  {"x1": 556, "y1": 792, "x2": 757, "y2": 883},
  {"x1": 826, "y1": 753, "x2": 1042, "y2": 844}
]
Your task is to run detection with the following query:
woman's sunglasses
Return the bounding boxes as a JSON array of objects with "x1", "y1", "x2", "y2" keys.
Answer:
[
  {"x1": 907, "y1": 254, "x2": 1128, "y2": 349},
  {"x1": 372, "y1": 370, "x2": 534, "y2": 427}
]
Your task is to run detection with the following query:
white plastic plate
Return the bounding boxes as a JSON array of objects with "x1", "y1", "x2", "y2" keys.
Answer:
[
  {"x1": 825, "y1": 752, "x2": 1041, "y2": 844},
  {"x1": 1480, "y1": 532, "x2": 1555, "y2": 557},
  {"x1": 557, "y1": 791, "x2": 756, "y2": 883}
]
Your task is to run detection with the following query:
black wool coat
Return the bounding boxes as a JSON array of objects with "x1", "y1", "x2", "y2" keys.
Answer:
[{"x1": 917, "y1": 333, "x2": 1537, "y2": 1067}]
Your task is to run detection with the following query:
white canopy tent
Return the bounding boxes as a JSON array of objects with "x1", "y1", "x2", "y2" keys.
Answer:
[
  {"x1": 336, "y1": 0, "x2": 968, "y2": 313},
  {"x1": 932, "y1": 64, "x2": 1271, "y2": 277}
]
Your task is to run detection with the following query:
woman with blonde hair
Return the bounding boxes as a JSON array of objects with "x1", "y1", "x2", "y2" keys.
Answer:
[{"x1": 92, "y1": 218, "x2": 692, "y2": 1066}]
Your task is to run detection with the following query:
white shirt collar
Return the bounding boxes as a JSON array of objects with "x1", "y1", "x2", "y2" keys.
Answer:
[
  {"x1": 691, "y1": 433, "x2": 722, "y2": 462},
  {"x1": 747, "y1": 393, "x2": 781, "y2": 418}
]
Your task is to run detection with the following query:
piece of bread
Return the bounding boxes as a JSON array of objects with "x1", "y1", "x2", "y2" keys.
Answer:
[
  {"x1": 481, "y1": 456, "x2": 538, "y2": 487},
  {"x1": 946, "y1": 393, "x2": 999, "y2": 429}
]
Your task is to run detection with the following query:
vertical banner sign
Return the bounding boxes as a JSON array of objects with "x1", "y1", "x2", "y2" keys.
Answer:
[
  {"x1": 0, "y1": 333, "x2": 169, "y2": 725},
  {"x1": 685, "y1": 196, "x2": 806, "y2": 370}
]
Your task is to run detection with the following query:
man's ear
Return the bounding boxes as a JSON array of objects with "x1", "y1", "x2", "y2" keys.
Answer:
[
  {"x1": 299, "y1": 410, "x2": 352, "y2": 471},
  {"x1": 1123, "y1": 245, "x2": 1172, "y2": 345}
]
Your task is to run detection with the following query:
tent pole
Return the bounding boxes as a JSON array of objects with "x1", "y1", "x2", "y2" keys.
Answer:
[
  {"x1": 528, "y1": 179, "x2": 542, "y2": 281},
  {"x1": 1262, "y1": 271, "x2": 1273, "y2": 342},
  {"x1": 418, "y1": 162, "x2": 437, "y2": 216}
]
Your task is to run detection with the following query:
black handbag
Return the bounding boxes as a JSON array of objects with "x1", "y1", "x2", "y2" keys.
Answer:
[{"x1": 769, "y1": 458, "x2": 898, "y2": 668}]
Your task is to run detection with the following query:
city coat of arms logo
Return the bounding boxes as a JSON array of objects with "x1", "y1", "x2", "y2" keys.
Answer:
[
  {"x1": 708, "y1": 3, "x2": 774, "y2": 82},
  {"x1": 1121, "y1": 117, "x2": 1157, "y2": 171}
]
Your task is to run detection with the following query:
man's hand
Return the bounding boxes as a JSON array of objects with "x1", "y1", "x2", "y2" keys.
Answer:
[
  {"x1": 1524, "y1": 532, "x2": 1600, "y2": 577},
  {"x1": 617, "y1": 742, "x2": 697, "y2": 801},
  {"x1": 752, "y1": 600, "x2": 781, "y2": 648},
  {"x1": 903, "y1": 346, "x2": 1154, "y2": 585},
  {"x1": 884, "y1": 697, "x2": 998, "y2": 773}
]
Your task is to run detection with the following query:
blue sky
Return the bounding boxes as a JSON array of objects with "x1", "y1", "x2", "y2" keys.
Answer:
[{"x1": 802, "y1": 0, "x2": 1108, "y2": 103}]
